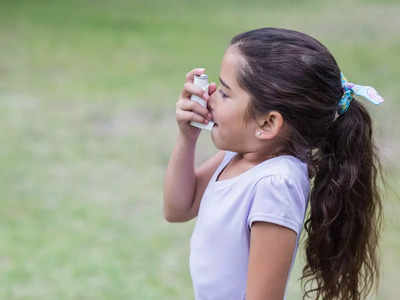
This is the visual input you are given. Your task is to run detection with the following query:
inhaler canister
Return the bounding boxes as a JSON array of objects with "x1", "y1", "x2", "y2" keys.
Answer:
[{"x1": 190, "y1": 74, "x2": 214, "y2": 131}]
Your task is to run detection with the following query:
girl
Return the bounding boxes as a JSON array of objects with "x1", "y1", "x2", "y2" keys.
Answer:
[{"x1": 163, "y1": 27, "x2": 384, "y2": 300}]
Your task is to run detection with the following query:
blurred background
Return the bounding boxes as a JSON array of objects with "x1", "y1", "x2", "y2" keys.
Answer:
[{"x1": 0, "y1": 0, "x2": 399, "y2": 299}]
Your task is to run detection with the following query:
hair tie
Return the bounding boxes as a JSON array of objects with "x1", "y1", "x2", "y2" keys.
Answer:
[{"x1": 334, "y1": 72, "x2": 384, "y2": 120}]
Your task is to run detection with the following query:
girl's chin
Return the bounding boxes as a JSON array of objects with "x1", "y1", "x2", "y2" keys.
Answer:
[{"x1": 210, "y1": 127, "x2": 218, "y2": 141}]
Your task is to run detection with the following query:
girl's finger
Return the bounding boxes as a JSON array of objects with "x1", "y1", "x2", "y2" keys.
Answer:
[
  {"x1": 185, "y1": 68, "x2": 206, "y2": 84},
  {"x1": 178, "y1": 99, "x2": 210, "y2": 119},
  {"x1": 177, "y1": 110, "x2": 209, "y2": 124},
  {"x1": 181, "y1": 82, "x2": 207, "y2": 99},
  {"x1": 208, "y1": 82, "x2": 217, "y2": 95}
]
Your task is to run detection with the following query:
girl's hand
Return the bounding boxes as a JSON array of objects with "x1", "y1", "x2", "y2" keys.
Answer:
[{"x1": 176, "y1": 68, "x2": 217, "y2": 143}]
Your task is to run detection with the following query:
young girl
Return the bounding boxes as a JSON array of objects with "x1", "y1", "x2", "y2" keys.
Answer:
[{"x1": 163, "y1": 27, "x2": 384, "y2": 300}]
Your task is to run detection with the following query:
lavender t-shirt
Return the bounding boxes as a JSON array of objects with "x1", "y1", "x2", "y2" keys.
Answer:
[{"x1": 189, "y1": 151, "x2": 310, "y2": 300}]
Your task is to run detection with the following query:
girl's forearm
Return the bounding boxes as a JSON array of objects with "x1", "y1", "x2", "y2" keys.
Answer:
[{"x1": 163, "y1": 132, "x2": 197, "y2": 222}]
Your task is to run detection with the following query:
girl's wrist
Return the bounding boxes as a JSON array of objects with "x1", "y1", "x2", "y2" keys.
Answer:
[{"x1": 177, "y1": 130, "x2": 198, "y2": 149}]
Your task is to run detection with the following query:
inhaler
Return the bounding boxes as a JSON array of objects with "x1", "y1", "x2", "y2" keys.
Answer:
[{"x1": 190, "y1": 74, "x2": 214, "y2": 131}]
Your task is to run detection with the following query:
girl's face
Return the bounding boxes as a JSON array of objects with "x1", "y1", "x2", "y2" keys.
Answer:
[{"x1": 209, "y1": 46, "x2": 260, "y2": 152}]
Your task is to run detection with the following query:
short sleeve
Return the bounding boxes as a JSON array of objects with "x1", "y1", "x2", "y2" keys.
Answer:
[{"x1": 247, "y1": 175, "x2": 307, "y2": 236}]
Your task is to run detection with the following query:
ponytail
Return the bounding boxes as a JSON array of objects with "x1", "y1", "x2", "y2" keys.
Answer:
[{"x1": 301, "y1": 98, "x2": 384, "y2": 300}]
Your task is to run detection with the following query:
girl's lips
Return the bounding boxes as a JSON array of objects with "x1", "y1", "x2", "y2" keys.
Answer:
[{"x1": 211, "y1": 116, "x2": 217, "y2": 126}]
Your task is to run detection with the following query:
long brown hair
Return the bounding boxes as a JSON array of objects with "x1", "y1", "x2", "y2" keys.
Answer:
[{"x1": 230, "y1": 27, "x2": 384, "y2": 299}]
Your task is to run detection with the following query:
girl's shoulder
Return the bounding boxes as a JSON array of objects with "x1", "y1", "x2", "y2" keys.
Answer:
[{"x1": 224, "y1": 151, "x2": 309, "y2": 187}]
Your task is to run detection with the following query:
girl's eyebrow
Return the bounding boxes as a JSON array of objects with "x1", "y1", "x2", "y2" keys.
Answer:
[{"x1": 219, "y1": 76, "x2": 232, "y2": 90}]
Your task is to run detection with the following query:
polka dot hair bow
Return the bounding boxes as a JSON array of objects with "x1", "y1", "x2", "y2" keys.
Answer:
[{"x1": 335, "y1": 72, "x2": 384, "y2": 120}]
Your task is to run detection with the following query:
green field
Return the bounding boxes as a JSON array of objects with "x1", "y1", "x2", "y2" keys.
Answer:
[{"x1": 0, "y1": 0, "x2": 399, "y2": 299}]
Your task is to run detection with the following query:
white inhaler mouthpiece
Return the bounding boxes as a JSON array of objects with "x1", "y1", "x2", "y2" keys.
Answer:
[{"x1": 190, "y1": 74, "x2": 214, "y2": 131}]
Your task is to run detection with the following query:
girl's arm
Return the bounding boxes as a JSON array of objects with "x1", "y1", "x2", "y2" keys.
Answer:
[
  {"x1": 246, "y1": 222, "x2": 297, "y2": 300},
  {"x1": 163, "y1": 137, "x2": 224, "y2": 222},
  {"x1": 163, "y1": 67, "x2": 220, "y2": 222}
]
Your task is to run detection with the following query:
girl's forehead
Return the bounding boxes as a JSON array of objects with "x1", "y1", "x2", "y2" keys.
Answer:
[
  {"x1": 219, "y1": 48, "x2": 252, "y2": 105},
  {"x1": 220, "y1": 48, "x2": 243, "y2": 88}
]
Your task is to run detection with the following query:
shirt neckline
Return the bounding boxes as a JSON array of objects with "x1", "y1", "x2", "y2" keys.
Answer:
[{"x1": 214, "y1": 152, "x2": 303, "y2": 186}]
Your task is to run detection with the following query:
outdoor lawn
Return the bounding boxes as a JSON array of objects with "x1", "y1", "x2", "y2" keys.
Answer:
[{"x1": 0, "y1": 0, "x2": 399, "y2": 299}]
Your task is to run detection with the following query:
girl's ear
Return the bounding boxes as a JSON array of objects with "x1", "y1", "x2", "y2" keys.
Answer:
[{"x1": 255, "y1": 111, "x2": 284, "y2": 139}]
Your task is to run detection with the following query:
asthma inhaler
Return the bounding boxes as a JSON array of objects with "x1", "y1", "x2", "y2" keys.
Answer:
[{"x1": 190, "y1": 74, "x2": 214, "y2": 131}]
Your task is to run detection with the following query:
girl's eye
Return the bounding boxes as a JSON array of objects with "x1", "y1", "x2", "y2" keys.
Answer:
[{"x1": 218, "y1": 88, "x2": 228, "y2": 99}]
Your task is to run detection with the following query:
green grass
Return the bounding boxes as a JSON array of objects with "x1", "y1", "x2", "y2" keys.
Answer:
[{"x1": 0, "y1": 0, "x2": 399, "y2": 299}]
